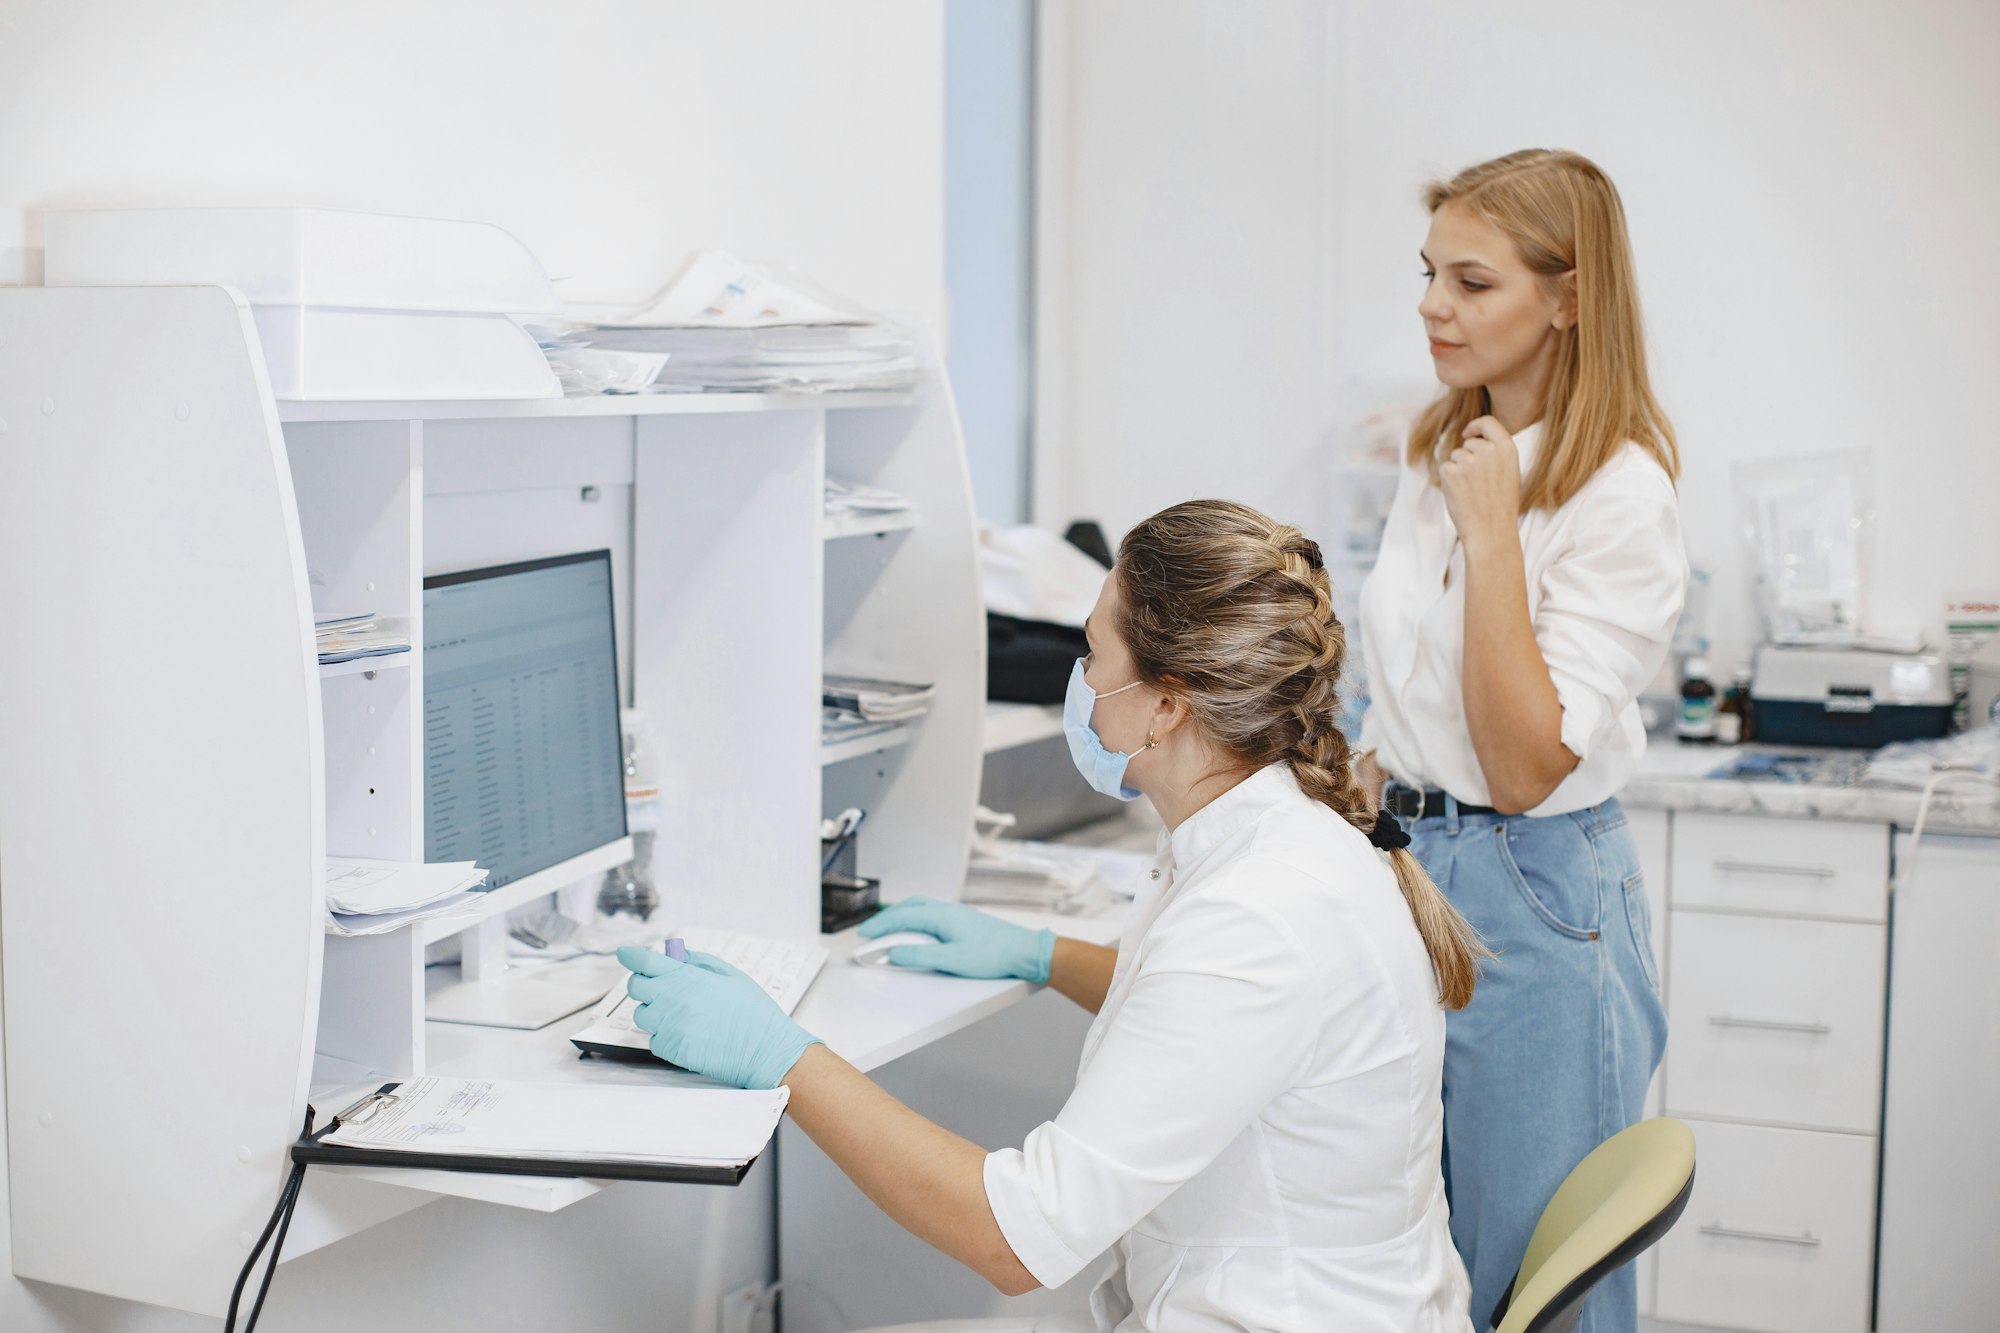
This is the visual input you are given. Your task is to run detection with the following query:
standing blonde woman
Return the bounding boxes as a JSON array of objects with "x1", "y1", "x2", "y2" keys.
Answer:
[
  {"x1": 621, "y1": 500, "x2": 1479, "y2": 1330},
  {"x1": 1357, "y1": 150, "x2": 1686, "y2": 1332}
]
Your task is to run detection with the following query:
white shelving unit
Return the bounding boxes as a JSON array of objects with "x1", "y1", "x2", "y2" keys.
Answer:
[{"x1": 0, "y1": 285, "x2": 984, "y2": 1316}]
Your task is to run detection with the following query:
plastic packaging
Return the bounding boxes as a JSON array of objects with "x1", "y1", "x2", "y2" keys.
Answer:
[{"x1": 1735, "y1": 450, "x2": 1872, "y2": 643}]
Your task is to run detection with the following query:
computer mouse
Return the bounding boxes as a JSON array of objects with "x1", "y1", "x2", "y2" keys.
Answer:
[{"x1": 850, "y1": 930, "x2": 941, "y2": 970}]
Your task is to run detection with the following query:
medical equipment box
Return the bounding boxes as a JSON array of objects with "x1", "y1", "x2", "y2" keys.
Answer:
[{"x1": 1751, "y1": 645, "x2": 1955, "y2": 748}]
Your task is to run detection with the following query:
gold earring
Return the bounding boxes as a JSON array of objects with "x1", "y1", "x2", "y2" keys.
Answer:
[{"x1": 1143, "y1": 730, "x2": 1160, "y2": 751}]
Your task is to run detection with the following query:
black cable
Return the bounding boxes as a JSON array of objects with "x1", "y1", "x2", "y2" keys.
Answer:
[
  {"x1": 226, "y1": 1111, "x2": 313, "y2": 1333},
  {"x1": 244, "y1": 1160, "x2": 306, "y2": 1331}
]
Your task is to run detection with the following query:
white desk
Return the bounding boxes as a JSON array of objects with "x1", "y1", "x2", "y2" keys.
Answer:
[{"x1": 314, "y1": 892, "x2": 1137, "y2": 1211}]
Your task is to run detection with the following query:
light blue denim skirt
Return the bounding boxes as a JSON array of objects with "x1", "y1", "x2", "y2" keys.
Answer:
[{"x1": 1409, "y1": 795, "x2": 1667, "y2": 1333}]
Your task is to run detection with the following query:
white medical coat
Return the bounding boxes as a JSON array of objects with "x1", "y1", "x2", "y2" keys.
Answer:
[{"x1": 983, "y1": 764, "x2": 1472, "y2": 1331}]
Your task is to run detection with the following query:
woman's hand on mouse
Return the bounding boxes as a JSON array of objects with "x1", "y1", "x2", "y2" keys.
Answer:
[
  {"x1": 1438, "y1": 415, "x2": 1523, "y2": 555},
  {"x1": 616, "y1": 946, "x2": 822, "y2": 1089},
  {"x1": 857, "y1": 898, "x2": 1057, "y2": 983}
]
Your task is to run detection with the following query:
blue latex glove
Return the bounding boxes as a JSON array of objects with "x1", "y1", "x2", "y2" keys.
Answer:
[
  {"x1": 856, "y1": 897, "x2": 1056, "y2": 983},
  {"x1": 615, "y1": 946, "x2": 823, "y2": 1090}
]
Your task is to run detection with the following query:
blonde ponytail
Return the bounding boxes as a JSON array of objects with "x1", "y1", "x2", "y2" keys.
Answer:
[{"x1": 1117, "y1": 500, "x2": 1489, "y2": 1009}]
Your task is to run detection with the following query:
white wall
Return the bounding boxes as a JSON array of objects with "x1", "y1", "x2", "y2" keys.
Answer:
[
  {"x1": 1034, "y1": 0, "x2": 1341, "y2": 546},
  {"x1": 1040, "y1": 0, "x2": 2000, "y2": 671},
  {"x1": 0, "y1": 3, "x2": 943, "y2": 1329},
  {"x1": 0, "y1": 0, "x2": 945, "y2": 334}
]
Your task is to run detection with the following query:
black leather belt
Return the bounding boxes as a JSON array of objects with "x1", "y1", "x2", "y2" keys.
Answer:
[{"x1": 1381, "y1": 780, "x2": 1497, "y2": 821}]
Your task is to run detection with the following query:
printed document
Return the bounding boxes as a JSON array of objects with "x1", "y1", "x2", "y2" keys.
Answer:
[{"x1": 324, "y1": 1076, "x2": 788, "y2": 1168}]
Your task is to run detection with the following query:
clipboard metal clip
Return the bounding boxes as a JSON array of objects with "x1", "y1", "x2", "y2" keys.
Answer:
[{"x1": 333, "y1": 1087, "x2": 400, "y2": 1128}]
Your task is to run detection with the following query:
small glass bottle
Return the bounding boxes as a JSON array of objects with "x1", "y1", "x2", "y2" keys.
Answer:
[
  {"x1": 599, "y1": 802, "x2": 659, "y2": 918},
  {"x1": 1677, "y1": 656, "x2": 1718, "y2": 744},
  {"x1": 1720, "y1": 666, "x2": 1756, "y2": 744},
  {"x1": 598, "y1": 709, "x2": 661, "y2": 919}
]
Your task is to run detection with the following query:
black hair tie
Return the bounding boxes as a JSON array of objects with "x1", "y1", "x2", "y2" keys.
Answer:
[{"x1": 1368, "y1": 810, "x2": 1411, "y2": 852}]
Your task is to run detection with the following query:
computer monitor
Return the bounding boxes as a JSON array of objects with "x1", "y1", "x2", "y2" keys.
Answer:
[{"x1": 422, "y1": 550, "x2": 628, "y2": 891}]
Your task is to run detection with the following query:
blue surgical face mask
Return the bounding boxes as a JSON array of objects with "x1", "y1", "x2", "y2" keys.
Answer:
[{"x1": 1064, "y1": 658, "x2": 1146, "y2": 801}]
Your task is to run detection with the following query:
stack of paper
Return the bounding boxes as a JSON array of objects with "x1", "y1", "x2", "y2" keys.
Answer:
[
  {"x1": 573, "y1": 250, "x2": 920, "y2": 394},
  {"x1": 824, "y1": 477, "x2": 911, "y2": 520},
  {"x1": 821, "y1": 706, "x2": 907, "y2": 748},
  {"x1": 325, "y1": 857, "x2": 489, "y2": 936},
  {"x1": 823, "y1": 673, "x2": 935, "y2": 722},
  {"x1": 965, "y1": 841, "x2": 1155, "y2": 914},
  {"x1": 316, "y1": 613, "x2": 412, "y2": 665},
  {"x1": 320, "y1": 1076, "x2": 789, "y2": 1171}
]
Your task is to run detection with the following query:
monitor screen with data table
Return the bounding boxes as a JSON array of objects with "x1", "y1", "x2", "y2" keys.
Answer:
[{"x1": 422, "y1": 549, "x2": 628, "y2": 890}]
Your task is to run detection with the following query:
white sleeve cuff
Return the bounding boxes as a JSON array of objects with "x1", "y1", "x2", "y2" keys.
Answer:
[
  {"x1": 983, "y1": 1145, "x2": 1090, "y2": 1290},
  {"x1": 1552, "y1": 667, "x2": 1610, "y2": 767}
]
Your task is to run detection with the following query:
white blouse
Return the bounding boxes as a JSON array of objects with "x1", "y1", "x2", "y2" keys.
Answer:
[
  {"x1": 1357, "y1": 422, "x2": 1687, "y2": 817},
  {"x1": 983, "y1": 764, "x2": 1471, "y2": 1332}
]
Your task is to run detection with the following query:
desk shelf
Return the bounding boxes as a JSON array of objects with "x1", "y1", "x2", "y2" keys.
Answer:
[
  {"x1": 821, "y1": 508, "x2": 917, "y2": 541},
  {"x1": 318, "y1": 652, "x2": 412, "y2": 680},
  {"x1": 821, "y1": 721, "x2": 918, "y2": 766},
  {"x1": 277, "y1": 388, "x2": 914, "y2": 424}
]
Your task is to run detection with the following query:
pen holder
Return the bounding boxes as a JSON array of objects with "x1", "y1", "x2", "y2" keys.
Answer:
[
  {"x1": 820, "y1": 833, "x2": 880, "y2": 932},
  {"x1": 820, "y1": 836, "x2": 884, "y2": 928},
  {"x1": 821, "y1": 832, "x2": 858, "y2": 881},
  {"x1": 821, "y1": 872, "x2": 881, "y2": 933}
]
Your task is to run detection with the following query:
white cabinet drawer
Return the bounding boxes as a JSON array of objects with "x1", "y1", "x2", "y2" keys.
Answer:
[
  {"x1": 1665, "y1": 911, "x2": 1885, "y2": 1132},
  {"x1": 1671, "y1": 812, "x2": 1887, "y2": 921},
  {"x1": 1656, "y1": 1120, "x2": 1876, "y2": 1333}
]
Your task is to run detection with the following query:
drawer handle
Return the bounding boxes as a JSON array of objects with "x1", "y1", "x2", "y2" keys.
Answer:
[
  {"x1": 1708, "y1": 1015, "x2": 1832, "y2": 1035},
  {"x1": 1700, "y1": 1222, "x2": 1822, "y2": 1248},
  {"x1": 1711, "y1": 858, "x2": 1838, "y2": 880}
]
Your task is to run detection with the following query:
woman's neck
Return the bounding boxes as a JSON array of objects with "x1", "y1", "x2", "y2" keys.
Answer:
[
  {"x1": 1485, "y1": 336, "x2": 1559, "y2": 433},
  {"x1": 1484, "y1": 378, "x2": 1541, "y2": 434},
  {"x1": 1143, "y1": 744, "x2": 1258, "y2": 832}
]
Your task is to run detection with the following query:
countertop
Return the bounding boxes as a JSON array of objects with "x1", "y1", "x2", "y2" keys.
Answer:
[{"x1": 1623, "y1": 739, "x2": 2000, "y2": 834}]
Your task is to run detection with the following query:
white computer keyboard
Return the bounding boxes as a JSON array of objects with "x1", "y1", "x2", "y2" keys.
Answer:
[
  {"x1": 569, "y1": 928, "x2": 829, "y2": 1061},
  {"x1": 691, "y1": 928, "x2": 829, "y2": 1014}
]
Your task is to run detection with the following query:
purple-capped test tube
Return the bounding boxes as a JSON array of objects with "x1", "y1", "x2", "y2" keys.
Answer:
[{"x1": 663, "y1": 937, "x2": 688, "y2": 962}]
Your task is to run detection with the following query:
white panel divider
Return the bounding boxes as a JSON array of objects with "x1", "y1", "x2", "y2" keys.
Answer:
[
  {"x1": 634, "y1": 411, "x2": 825, "y2": 938},
  {"x1": 0, "y1": 286, "x2": 325, "y2": 1314}
]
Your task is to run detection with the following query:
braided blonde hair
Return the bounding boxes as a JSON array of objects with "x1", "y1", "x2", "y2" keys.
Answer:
[{"x1": 1116, "y1": 500, "x2": 1487, "y2": 1009}]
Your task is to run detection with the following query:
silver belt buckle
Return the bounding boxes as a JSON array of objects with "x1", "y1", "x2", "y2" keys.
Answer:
[{"x1": 1381, "y1": 781, "x2": 1424, "y2": 822}]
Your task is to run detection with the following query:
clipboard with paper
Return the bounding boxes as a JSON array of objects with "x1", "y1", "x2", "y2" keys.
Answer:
[{"x1": 292, "y1": 1075, "x2": 788, "y2": 1186}]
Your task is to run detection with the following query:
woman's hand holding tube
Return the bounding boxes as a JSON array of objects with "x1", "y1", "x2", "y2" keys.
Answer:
[
  {"x1": 616, "y1": 946, "x2": 822, "y2": 1089},
  {"x1": 857, "y1": 897, "x2": 1057, "y2": 982}
]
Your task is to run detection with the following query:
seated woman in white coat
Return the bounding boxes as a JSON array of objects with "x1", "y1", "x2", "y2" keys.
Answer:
[{"x1": 617, "y1": 499, "x2": 1482, "y2": 1331}]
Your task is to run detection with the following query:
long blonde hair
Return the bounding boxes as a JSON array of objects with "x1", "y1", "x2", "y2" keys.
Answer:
[
  {"x1": 1116, "y1": 500, "x2": 1487, "y2": 1009},
  {"x1": 1409, "y1": 148, "x2": 1679, "y2": 509}
]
